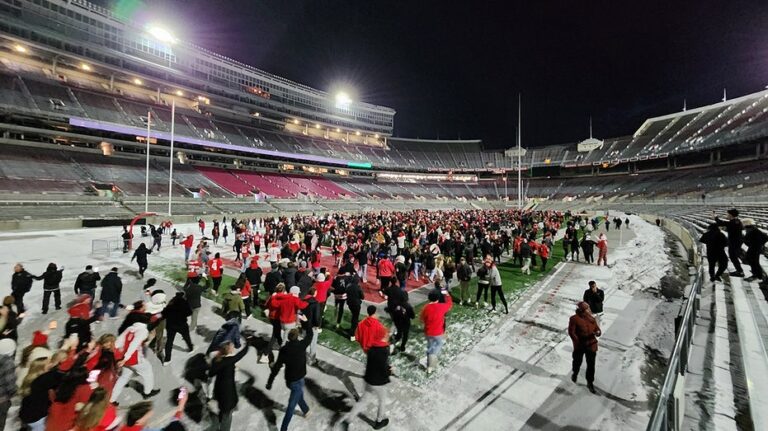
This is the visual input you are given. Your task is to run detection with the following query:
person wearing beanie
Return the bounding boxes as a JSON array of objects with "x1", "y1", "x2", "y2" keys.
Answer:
[
  {"x1": 99, "y1": 268, "x2": 123, "y2": 319},
  {"x1": 420, "y1": 285, "x2": 453, "y2": 374},
  {"x1": 568, "y1": 301, "x2": 602, "y2": 394},
  {"x1": 33, "y1": 262, "x2": 64, "y2": 314},
  {"x1": 74, "y1": 265, "x2": 101, "y2": 306},
  {"x1": 0, "y1": 338, "x2": 16, "y2": 430},
  {"x1": 715, "y1": 208, "x2": 745, "y2": 277},
  {"x1": 341, "y1": 324, "x2": 391, "y2": 430}
]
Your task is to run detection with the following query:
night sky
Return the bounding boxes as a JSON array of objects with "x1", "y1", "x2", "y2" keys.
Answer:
[{"x1": 104, "y1": 0, "x2": 768, "y2": 149}]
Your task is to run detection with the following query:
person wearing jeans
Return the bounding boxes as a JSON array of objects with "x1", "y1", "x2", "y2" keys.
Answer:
[
  {"x1": 267, "y1": 328, "x2": 313, "y2": 431},
  {"x1": 420, "y1": 288, "x2": 453, "y2": 375},
  {"x1": 568, "y1": 301, "x2": 601, "y2": 394}
]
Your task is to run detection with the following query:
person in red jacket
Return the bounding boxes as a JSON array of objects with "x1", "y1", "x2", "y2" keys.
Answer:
[
  {"x1": 179, "y1": 234, "x2": 194, "y2": 262},
  {"x1": 208, "y1": 253, "x2": 223, "y2": 293},
  {"x1": 271, "y1": 286, "x2": 308, "y2": 346},
  {"x1": 420, "y1": 287, "x2": 453, "y2": 374},
  {"x1": 539, "y1": 243, "x2": 550, "y2": 271},
  {"x1": 356, "y1": 305, "x2": 388, "y2": 353},
  {"x1": 313, "y1": 272, "x2": 332, "y2": 330},
  {"x1": 377, "y1": 258, "x2": 395, "y2": 297}
]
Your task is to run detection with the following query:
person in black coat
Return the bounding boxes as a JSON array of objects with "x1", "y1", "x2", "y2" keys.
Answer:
[
  {"x1": 264, "y1": 264, "x2": 282, "y2": 295},
  {"x1": 210, "y1": 341, "x2": 250, "y2": 431},
  {"x1": 392, "y1": 292, "x2": 415, "y2": 353},
  {"x1": 131, "y1": 243, "x2": 152, "y2": 278},
  {"x1": 184, "y1": 276, "x2": 203, "y2": 332},
  {"x1": 11, "y1": 263, "x2": 35, "y2": 314},
  {"x1": 580, "y1": 235, "x2": 596, "y2": 264},
  {"x1": 300, "y1": 287, "x2": 320, "y2": 362},
  {"x1": 346, "y1": 274, "x2": 364, "y2": 341},
  {"x1": 34, "y1": 262, "x2": 63, "y2": 314},
  {"x1": 244, "y1": 261, "x2": 263, "y2": 305},
  {"x1": 700, "y1": 223, "x2": 729, "y2": 282},
  {"x1": 715, "y1": 209, "x2": 745, "y2": 277},
  {"x1": 74, "y1": 265, "x2": 101, "y2": 305},
  {"x1": 161, "y1": 292, "x2": 194, "y2": 364},
  {"x1": 296, "y1": 269, "x2": 314, "y2": 297},
  {"x1": 283, "y1": 262, "x2": 298, "y2": 288},
  {"x1": 743, "y1": 219, "x2": 768, "y2": 284},
  {"x1": 583, "y1": 281, "x2": 605, "y2": 316},
  {"x1": 99, "y1": 267, "x2": 122, "y2": 318},
  {"x1": 266, "y1": 328, "x2": 313, "y2": 431}
]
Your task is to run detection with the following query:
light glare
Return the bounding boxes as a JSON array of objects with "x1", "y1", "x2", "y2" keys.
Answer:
[
  {"x1": 147, "y1": 26, "x2": 177, "y2": 44},
  {"x1": 13, "y1": 45, "x2": 27, "y2": 53},
  {"x1": 335, "y1": 91, "x2": 352, "y2": 109}
]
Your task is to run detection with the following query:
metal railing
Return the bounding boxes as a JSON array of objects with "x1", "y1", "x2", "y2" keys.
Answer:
[{"x1": 647, "y1": 225, "x2": 704, "y2": 431}]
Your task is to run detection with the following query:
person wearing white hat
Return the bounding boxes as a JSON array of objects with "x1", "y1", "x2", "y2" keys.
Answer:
[{"x1": 0, "y1": 338, "x2": 17, "y2": 429}]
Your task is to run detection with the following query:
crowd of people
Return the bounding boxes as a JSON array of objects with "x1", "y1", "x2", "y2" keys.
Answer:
[{"x1": 4, "y1": 207, "x2": 630, "y2": 431}]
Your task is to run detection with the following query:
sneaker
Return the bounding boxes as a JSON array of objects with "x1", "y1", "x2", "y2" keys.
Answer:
[
  {"x1": 317, "y1": 328, "x2": 323, "y2": 333},
  {"x1": 587, "y1": 383, "x2": 596, "y2": 394},
  {"x1": 730, "y1": 271, "x2": 745, "y2": 277},
  {"x1": 373, "y1": 418, "x2": 390, "y2": 429},
  {"x1": 162, "y1": 361, "x2": 169, "y2": 367},
  {"x1": 715, "y1": 275, "x2": 723, "y2": 282},
  {"x1": 302, "y1": 410, "x2": 311, "y2": 419},
  {"x1": 745, "y1": 276, "x2": 758, "y2": 282},
  {"x1": 426, "y1": 367, "x2": 433, "y2": 375},
  {"x1": 350, "y1": 336, "x2": 356, "y2": 341},
  {"x1": 571, "y1": 373, "x2": 577, "y2": 383},
  {"x1": 710, "y1": 277, "x2": 716, "y2": 282}
]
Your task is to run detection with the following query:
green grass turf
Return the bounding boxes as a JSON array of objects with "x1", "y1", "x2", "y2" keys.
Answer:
[{"x1": 153, "y1": 237, "x2": 568, "y2": 385}]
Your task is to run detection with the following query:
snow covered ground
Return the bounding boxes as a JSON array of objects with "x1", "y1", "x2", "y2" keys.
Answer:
[{"x1": 0, "y1": 214, "x2": 678, "y2": 430}]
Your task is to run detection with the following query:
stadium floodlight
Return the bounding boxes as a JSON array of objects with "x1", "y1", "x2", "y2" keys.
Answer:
[
  {"x1": 355, "y1": 131, "x2": 361, "y2": 136},
  {"x1": 175, "y1": 90, "x2": 184, "y2": 96},
  {"x1": 80, "y1": 63, "x2": 92, "y2": 72},
  {"x1": 147, "y1": 26, "x2": 177, "y2": 44},
  {"x1": 374, "y1": 134, "x2": 380, "y2": 139},
  {"x1": 253, "y1": 112, "x2": 260, "y2": 117},
  {"x1": 335, "y1": 128, "x2": 341, "y2": 133},
  {"x1": 315, "y1": 123, "x2": 321, "y2": 129},
  {"x1": 335, "y1": 91, "x2": 352, "y2": 109},
  {"x1": 133, "y1": 78, "x2": 143, "y2": 85},
  {"x1": 293, "y1": 119, "x2": 300, "y2": 125},
  {"x1": 13, "y1": 44, "x2": 27, "y2": 53}
]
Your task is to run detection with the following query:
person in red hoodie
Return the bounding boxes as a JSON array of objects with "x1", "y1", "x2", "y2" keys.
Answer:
[
  {"x1": 208, "y1": 252, "x2": 223, "y2": 293},
  {"x1": 355, "y1": 305, "x2": 388, "y2": 353},
  {"x1": 118, "y1": 392, "x2": 187, "y2": 431},
  {"x1": 539, "y1": 242, "x2": 550, "y2": 272},
  {"x1": 420, "y1": 287, "x2": 453, "y2": 375},
  {"x1": 270, "y1": 286, "x2": 308, "y2": 346},
  {"x1": 377, "y1": 258, "x2": 395, "y2": 297}
]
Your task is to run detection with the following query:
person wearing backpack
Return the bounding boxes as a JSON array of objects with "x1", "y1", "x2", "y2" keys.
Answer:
[{"x1": 743, "y1": 219, "x2": 767, "y2": 286}]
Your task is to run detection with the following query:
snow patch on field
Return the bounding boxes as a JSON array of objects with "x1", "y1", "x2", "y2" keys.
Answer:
[{"x1": 612, "y1": 214, "x2": 672, "y2": 294}]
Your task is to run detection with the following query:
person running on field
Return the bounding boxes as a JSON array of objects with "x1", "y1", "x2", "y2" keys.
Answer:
[
  {"x1": 420, "y1": 287, "x2": 453, "y2": 375},
  {"x1": 341, "y1": 324, "x2": 392, "y2": 430}
]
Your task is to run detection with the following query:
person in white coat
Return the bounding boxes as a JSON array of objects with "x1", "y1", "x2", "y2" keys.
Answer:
[{"x1": 110, "y1": 318, "x2": 159, "y2": 403}]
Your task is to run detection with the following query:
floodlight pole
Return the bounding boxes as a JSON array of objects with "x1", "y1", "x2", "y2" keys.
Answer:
[
  {"x1": 144, "y1": 110, "x2": 151, "y2": 213},
  {"x1": 168, "y1": 99, "x2": 175, "y2": 216},
  {"x1": 517, "y1": 93, "x2": 522, "y2": 209}
]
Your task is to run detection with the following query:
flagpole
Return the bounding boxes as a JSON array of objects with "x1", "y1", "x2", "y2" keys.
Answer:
[
  {"x1": 168, "y1": 99, "x2": 175, "y2": 216},
  {"x1": 144, "y1": 110, "x2": 151, "y2": 213}
]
